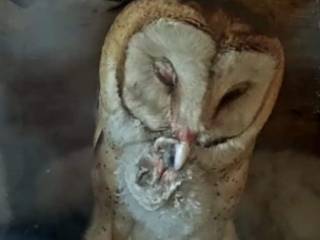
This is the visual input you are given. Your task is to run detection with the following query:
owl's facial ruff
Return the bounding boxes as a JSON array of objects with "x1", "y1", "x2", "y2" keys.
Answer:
[{"x1": 123, "y1": 19, "x2": 278, "y2": 146}]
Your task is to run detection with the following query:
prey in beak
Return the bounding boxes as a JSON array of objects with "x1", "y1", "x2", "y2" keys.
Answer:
[{"x1": 154, "y1": 129, "x2": 196, "y2": 171}]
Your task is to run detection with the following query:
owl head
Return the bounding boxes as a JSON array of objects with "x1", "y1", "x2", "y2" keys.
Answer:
[{"x1": 94, "y1": 0, "x2": 284, "y2": 238}]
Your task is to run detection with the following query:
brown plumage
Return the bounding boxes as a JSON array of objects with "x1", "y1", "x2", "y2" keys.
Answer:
[{"x1": 86, "y1": 0, "x2": 284, "y2": 239}]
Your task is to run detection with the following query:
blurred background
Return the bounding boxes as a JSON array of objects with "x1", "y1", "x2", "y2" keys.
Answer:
[{"x1": 0, "y1": 0, "x2": 319, "y2": 239}]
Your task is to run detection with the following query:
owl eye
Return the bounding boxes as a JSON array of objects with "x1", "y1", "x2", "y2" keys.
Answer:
[
  {"x1": 216, "y1": 82, "x2": 251, "y2": 114},
  {"x1": 153, "y1": 58, "x2": 177, "y2": 89}
]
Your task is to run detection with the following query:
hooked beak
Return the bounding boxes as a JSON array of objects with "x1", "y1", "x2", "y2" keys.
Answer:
[
  {"x1": 173, "y1": 129, "x2": 196, "y2": 170},
  {"x1": 173, "y1": 142, "x2": 190, "y2": 170},
  {"x1": 153, "y1": 129, "x2": 196, "y2": 171}
]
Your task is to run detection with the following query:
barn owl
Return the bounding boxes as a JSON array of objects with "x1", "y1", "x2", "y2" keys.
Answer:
[{"x1": 85, "y1": 0, "x2": 284, "y2": 239}]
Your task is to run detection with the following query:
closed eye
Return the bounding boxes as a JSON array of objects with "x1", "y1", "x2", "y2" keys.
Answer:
[
  {"x1": 153, "y1": 58, "x2": 177, "y2": 90},
  {"x1": 215, "y1": 81, "x2": 251, "y2": 115}
]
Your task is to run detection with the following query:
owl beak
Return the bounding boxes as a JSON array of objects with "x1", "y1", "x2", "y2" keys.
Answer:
[
  {"x1": 153, "y1": 129, "x2": 195, "y2": 171},
  {"x1": 173, "y1": 142, "x2": 190, "y2": 170},
  {"x1": 174, "y1": 129, "x2": 196, "y2": 171}
]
